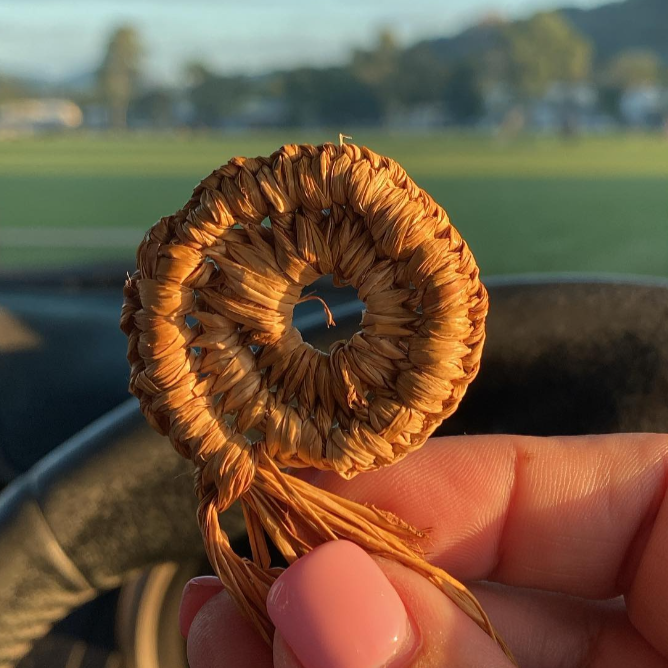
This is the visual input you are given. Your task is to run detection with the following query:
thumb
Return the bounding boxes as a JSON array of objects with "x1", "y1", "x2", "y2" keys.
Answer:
[{"x1": 268, "y1": 540, "x2": 515, "y2": 668}]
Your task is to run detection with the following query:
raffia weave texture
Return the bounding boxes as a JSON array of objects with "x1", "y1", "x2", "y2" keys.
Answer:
[{"x1": 121, "y1": 142, "x2": 514, "y2": 662}]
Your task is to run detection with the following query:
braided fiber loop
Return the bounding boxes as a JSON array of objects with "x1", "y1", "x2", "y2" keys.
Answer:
[
  {"x1": 122, "y1": 142, "x2": 487, "y2": 494},
  {"x1": 121, "y1": 143, "x2": 514, "y2": 662}
]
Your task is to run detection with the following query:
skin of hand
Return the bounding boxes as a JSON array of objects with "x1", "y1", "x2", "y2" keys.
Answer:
[{"x1": 179, "y1": 433, "x2": 668, "y2": 668}]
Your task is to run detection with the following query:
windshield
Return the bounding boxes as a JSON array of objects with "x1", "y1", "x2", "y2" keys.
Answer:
[{"x1": 1, "y1": 1, "x2": 667, "y2": 281}]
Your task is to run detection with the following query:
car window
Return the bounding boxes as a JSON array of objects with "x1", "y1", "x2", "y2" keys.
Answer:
[{"x1": 1, "y1": 1, "x2": 666, "y2": 280}]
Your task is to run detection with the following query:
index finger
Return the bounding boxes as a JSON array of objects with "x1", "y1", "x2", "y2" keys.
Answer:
[{"x1": 302, "y1": 433, "x2": 668, "y2": 656}]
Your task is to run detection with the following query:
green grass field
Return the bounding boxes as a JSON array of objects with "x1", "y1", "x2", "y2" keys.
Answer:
[{"x1": 1, "y1": 131, "x2": 667, "y2": 277}]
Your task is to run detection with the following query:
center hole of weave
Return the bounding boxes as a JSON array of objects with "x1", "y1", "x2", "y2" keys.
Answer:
[{"x1": 294, "y1": 279, "x2": 362, "y2": 352}]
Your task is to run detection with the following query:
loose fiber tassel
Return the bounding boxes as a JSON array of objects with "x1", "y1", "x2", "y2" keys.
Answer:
[{"x1": 199, "y1": 450, "x2": 516, "y2": 664}]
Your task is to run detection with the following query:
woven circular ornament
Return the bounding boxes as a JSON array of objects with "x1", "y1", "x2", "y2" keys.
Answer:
[{"x1": 121, "y1": 142, "x2": 514, "y2": 662}]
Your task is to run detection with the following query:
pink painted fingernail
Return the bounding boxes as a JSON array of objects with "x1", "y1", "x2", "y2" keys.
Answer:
[
  {"x1": 267, "y1": 541, "x2": 416, "y2": 668},
  {"x1": 179, "y1": 576, "x2": 224, "y2": 638}
]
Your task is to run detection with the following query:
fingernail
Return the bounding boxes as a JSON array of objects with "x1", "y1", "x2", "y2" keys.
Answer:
[
  {"x1": 267, "y1": 540, "x2": 416, "y2": 668},
  {"x1": 179, "y1": 576, "x2": 225, "y2": 638}
]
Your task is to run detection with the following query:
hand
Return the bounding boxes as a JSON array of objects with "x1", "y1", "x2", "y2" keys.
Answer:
[{"x1": 179, "y1": 434, "x2": 668, "y2": 667}]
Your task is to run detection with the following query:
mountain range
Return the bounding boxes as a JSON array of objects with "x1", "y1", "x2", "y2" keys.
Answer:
[{"x1": 420, "y1": 0, "x2": 667, "y2": 65}]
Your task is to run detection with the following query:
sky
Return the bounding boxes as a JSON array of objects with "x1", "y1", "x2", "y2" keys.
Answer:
[{"x1": 0, "y1": 0, "x2": 612, "y2": 85}]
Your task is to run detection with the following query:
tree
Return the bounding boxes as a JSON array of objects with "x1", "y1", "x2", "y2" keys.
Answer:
[
  {"x1": 351, "y1": 29, "x2": 399, "y2": 87},
  {"x1": 282, "y1": 67, "x2": 382, "y2": 127},
  {"x1": 351, "y1": 30, "x2": 402, "y2": 117},
  {"x1": 443, "y1": 62, "x2": 483, "y2": 124},
  {"x1": 350, "y1": 30, "x2": 453, "y2": 122},
  {"x1": 98, "y1": 26, "x2": 142, "y2": 129},
  {"x1": 130, "y1": 89, "x2": 175, "y2": 128},
  {"x1": 393, "y1": 44, "x2": 448, "y2": 108},
  {"x1": 605, "y1": 50, "x2": 661, "y2": 89},
  {"x1": 0, "y1": 74, "x2": 30, "y2": 103},
  {"x1": 503, "y1": 12, "x2": 592, "y2": 99},
  {"x1": 185, "y1": 62, "x2": 252, "y2": 127}
]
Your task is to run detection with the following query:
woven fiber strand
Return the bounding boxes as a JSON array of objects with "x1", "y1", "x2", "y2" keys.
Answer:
[{"x1": 121, "y1": 142, "x2": 515, "y2": 663}]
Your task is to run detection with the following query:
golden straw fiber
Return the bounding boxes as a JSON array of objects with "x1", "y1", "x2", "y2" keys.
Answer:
[{"x1": 120, "y1": 141, "x2": 515, "y2": 663}]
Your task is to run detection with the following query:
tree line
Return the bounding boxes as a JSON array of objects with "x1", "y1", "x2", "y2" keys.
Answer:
[{"x1": 3, "y1": 11, "x2": 666, "y2": 130}]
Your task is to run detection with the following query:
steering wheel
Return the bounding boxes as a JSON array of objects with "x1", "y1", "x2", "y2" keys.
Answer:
[{"x1": 2, "y1": 277, "x2": 668, "y2": 668}]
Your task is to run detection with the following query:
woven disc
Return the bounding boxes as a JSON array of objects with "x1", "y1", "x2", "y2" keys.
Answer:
[{"x1": 122, "y1": 142, "x2": 488, "y2": 506}]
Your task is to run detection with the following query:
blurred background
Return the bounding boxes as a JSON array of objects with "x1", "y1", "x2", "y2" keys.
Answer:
[
  {"x1": 1, "y1": 0, "x2": 667, "y2": 278},
  {"x1": 1, "y1": 2, "x2": 668, "y2": 667}
]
